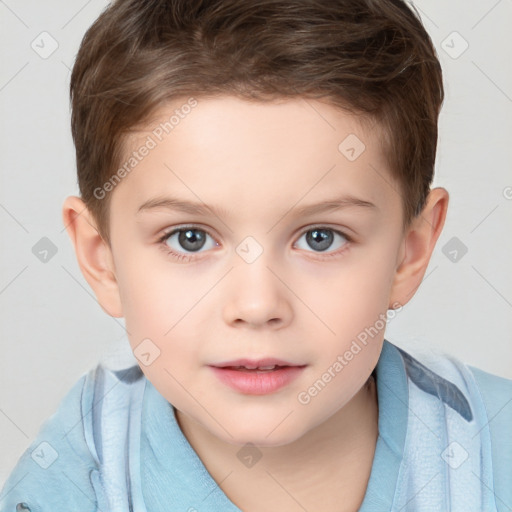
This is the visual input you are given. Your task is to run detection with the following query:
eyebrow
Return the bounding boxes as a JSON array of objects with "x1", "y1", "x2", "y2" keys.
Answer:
[{"x1": 136, "y1": 194, "x2": 378, "y2": 218}]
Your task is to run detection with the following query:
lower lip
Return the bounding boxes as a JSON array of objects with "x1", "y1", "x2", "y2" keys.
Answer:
[{"x1": 210, "y1": 366, "x2": 306, "y2": 395}]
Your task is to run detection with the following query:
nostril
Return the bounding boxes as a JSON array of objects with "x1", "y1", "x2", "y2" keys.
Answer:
[{"x1": 16, "y1": 503, "x2": 31, "y2": 512}]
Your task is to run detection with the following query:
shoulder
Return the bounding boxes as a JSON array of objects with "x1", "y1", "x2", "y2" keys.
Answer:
[
  {"x1": 393, "y1": 341, "x2": 512, "y2": 422},
  {"x1": 466, "y1": 363, "x2": 512, "y2": 402},
  {"x1": 465, "y1": 363, "x2": 512, "y2": 453},
  {"x1": 465, "y1": 364, "x2": 512, "y2": 508},
  {"x1": 0, "y1": 364, "x2": 143, "y2": 512},
  {"x1": 392, "y1": 342, "x2": 512, "y2": 506}
]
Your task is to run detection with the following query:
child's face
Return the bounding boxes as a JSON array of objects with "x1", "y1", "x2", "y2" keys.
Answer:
[{"x1": 99, "y1": 96, "x2": 412, "y2": 445}]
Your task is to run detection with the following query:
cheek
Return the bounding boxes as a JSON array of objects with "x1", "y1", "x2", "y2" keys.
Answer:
[
  {"x1": 303, "y1": 247, "x2": 397, "y2": 376},
  {"x1": 115, "y1": 262, "x2": 203, "y2": 358},
  {"x1": 115, "y1": 249, "x2": 180, "y2": 322},
  {"x1": 317, "y1": 257, "x2": 395, "y2": 329}
]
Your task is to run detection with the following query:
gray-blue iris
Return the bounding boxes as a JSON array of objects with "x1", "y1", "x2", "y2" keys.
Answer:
[
  {"x1": 179, "y1": 229, "x2": 206, "y2": 251},
  {"x1": 306, "y1": 229, "x2": 333, "y2": 252}
]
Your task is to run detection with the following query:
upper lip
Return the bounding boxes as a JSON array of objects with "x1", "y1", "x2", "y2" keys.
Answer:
[{"x1": 210, "y1": 358, "x2": 305, "y2": 369}]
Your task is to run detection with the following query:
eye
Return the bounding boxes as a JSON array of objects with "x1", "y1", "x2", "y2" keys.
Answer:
[
  {"x1": 158, "y1": 224, "x2": 352, "y2": 263},
  {"x1": 294, "y1": 226, "x2": 351, "y2": 257},
  {"x1": 158, "y1": 225, "x2": 218, "y2": 262}
]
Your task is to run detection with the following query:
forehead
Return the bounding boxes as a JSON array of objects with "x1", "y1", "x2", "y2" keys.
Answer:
[{"x1": 112, "y1": 95, "x2": 400, "y2": 221}]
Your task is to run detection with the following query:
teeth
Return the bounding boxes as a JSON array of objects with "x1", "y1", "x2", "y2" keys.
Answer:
[{"x1": 233, "y1": 365, "x2": 278, "y2": 370}]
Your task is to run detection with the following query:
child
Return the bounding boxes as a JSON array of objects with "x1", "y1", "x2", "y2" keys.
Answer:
[{"x1": 1, "y1": 0, "x2": 511, "y2": 511}]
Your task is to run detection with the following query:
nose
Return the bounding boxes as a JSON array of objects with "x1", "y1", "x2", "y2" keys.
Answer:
[{"x1": 222, "y1": 251, "x2": 293, "y2": 329}]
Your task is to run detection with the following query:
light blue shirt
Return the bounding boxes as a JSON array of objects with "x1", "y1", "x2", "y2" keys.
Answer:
[{"x1": 1, "y1": 339, "x2": 511, "y2": 511}]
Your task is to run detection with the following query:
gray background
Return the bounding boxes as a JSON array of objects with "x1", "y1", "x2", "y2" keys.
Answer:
[{"x1": 1, "y1": 0, "x2": 511, "y2": 486}]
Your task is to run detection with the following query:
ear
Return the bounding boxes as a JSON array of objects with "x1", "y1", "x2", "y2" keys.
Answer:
[
  {"x1": 62, "y1": 196, "x2": 123, "y2": 318},
  {"x1": 389, "y1": 187, "x2": 449, "y2": 308}
]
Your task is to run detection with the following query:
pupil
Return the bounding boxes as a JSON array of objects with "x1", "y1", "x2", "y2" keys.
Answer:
[
  {"x1": 179, "y1": 229, "x2": 205, "y2": 251},
  {"x1": 307, "y1": 229, "x2": 332, "y2": 252}
]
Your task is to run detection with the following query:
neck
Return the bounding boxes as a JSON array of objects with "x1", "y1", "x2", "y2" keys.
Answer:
[{"x1": 176, "y1": 375, "x2": 378, "y2": 512}]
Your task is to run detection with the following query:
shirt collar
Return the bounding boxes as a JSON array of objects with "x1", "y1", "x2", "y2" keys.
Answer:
[
  {"x1": 140, "y1": 339, "x2": 408, "y2": 510},
  {"x1": 358, "y1": 339, "x2": 409, "y2": 511}
]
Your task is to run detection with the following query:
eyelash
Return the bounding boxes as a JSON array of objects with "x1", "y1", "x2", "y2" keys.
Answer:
[{"x1": 157, "y1": 224, "x2": 353, "y2": 263}]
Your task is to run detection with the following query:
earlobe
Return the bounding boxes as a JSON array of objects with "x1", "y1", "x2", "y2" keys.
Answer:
[
  {"x1": 61, "y1": 196, "x2": 123, "y2": 318},
  {"x1": 388, "y1": 187, "x2": 449, "y2": 308}
]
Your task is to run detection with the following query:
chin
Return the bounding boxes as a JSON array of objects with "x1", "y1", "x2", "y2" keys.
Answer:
[{"x1": 217, "y1": 423, "x2": 307, "y2": 448}]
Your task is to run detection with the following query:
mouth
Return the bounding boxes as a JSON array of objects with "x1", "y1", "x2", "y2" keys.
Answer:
[
  {"x1": 211, "y1": 357, "x2": 304, "y2": 370},
  {"x1": 220, "y1": 365, "x2": 289, "y2": 372},
  {"x1": 209, "y1": 358, "x2": 307, "y2": 395}
]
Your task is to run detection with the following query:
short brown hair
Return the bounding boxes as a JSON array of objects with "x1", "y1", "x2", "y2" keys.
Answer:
[{"x1": 70, "y1": 0, "x2": 444, "y2": 245}]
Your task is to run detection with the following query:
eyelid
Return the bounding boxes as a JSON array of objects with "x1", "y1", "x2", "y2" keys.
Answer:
[
  {"x1": 158, "y1": 223, "x2": 219, "y2": 243},
  {"x1": 297, "y1": 223, "x2": 352, "y2": 237},
  {"x1": 158, "y1": 223, "x2": 353, "y2": 244},
  {"x1": 158, "y1": 224, "x2": 353, "y2": 266}
]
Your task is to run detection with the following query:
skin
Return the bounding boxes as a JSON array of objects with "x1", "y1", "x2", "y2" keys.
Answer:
[{"x1": 62, "y1": 95, "x2": 448, "y2": 512}]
